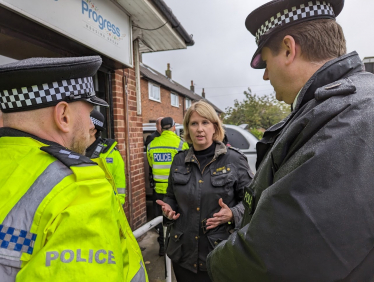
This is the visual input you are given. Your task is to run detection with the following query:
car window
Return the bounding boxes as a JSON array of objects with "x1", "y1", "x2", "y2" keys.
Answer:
[{"x1": 225, "y1": 128, "x2": 250, "y2": 149}]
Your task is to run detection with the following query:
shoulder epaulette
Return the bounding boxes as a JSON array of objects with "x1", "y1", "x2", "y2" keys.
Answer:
[
  {"x1": 102, "y1": 138, "x2": 116, "y2": 153},
  {"x1": 228, "y1": 146, "x2": 248, "y2": 161},
  {"x1": 40, "y1": 145, "x2": 96, "y2": 168},
  {"x1": 315, "y1": 78, "x2": 356, "y2": 101}
]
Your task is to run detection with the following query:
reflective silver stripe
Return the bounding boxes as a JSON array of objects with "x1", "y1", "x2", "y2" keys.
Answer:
[
  {"x1": 0, "y1": 263, "x2": 18, "y2": 282},
  {"x1": 178, "y1": 140, "x2": 184, "y2": 151},
  {"x1": 153, "y1": 164, "x2": 171, "y2": 170},
  {"x1": 148, "y1": 146, "x2": 179, "y2": 150},
  {"x1": 153, "y1": 174, "x2": 169, "y2": 180},
  {"x1": 117, "y1": 188, "x2": 126, "y2": 194},
  {"x1": 3, "y1": 161, "x2": 72, "y2": 231},
  {"x1": 0, "y1": 161, "x2": 72, "y2": 264},
  {"x1": 131, "y1": 261, "x2": 146, "y2": 282}
]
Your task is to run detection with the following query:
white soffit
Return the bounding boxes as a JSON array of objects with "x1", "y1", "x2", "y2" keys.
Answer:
[{"x1": 116, "y1": 0, "x2": 187, "y2": 52}]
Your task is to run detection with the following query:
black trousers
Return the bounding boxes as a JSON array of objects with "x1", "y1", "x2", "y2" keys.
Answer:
[
  {"x1": 152, "y1": 191, "x2": 164, "y2": 247},
  {"x1": 172, "y1": 262, "x2": 212, "y2": 282}
]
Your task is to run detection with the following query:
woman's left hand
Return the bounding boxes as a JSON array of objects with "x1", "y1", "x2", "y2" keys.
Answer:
[{"x1": 206, "y1": 198, "x2": 233, "y2": 230}]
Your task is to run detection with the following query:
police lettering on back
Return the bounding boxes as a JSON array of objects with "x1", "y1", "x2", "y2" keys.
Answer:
[{"x1": 153, "y1": 153, "x2": 172, "y2": 162}]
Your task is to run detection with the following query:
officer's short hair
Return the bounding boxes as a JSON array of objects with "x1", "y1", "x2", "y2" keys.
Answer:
[
  {"x1": 183, "y1": 100, "x2": 224, "y2": 144},
  {"x1": 265, "y1": 19, "x2": 346, "y2": 63}
]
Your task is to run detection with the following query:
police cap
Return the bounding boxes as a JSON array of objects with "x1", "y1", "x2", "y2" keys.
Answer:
[
  {"x1": 0, "y1": 56, "x2": 109, "y2": 113},
  {"x1": 161, "y1": 117, "x2": 175, "y2": 130},
  {"x1": 90, "y1": 109, "x2": 105, "y2": 132},
  {"x1": 246, "y1": 0, "x2": 345, "y2": 69}
]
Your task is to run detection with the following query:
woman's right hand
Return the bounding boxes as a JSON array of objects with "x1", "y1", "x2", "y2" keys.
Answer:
[{"x1": 156, "y1": 200, "x2": 180, "y2": 220}]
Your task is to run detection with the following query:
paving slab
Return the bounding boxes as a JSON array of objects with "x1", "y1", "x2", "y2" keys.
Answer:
[{"x1": 139, "y1": 229, "x2": 177, "y2": 282}]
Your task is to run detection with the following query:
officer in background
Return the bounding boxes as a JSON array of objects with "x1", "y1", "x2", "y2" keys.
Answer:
[
  {"x1": 0, "y1": 56, "x2": 147, "y2": 281},
  {"x1": 144, "y1": 116, "x2": 163, "y2": 148},
  {"x1": 207, "y1": 0, "x2": 374, "y2": 281},
  {"x1": 86, "y1": 109, "x2": 126, "y2": 205},
  {"x1": 147, "y1": 117, "x2": 189, "y2": 256}
]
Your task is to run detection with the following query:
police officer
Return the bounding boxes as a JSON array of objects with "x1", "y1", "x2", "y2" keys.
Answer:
[
  {"x1": 207, "y1": 0, "x2": 374, "y2": 281},
  {"x1": 147, "y1": 117, "x2": 189, "y2": 256},
  {"x1": 0, "y1": 56, "x2": 147, "y2": 281},
  {"x1": 86, "y1": 109, "x2": 126, "y2": 205}
]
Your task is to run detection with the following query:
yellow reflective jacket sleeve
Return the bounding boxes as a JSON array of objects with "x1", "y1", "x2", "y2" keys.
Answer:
[{"x1": 92, "y1": 140, "x2": 126, "y2": 205}]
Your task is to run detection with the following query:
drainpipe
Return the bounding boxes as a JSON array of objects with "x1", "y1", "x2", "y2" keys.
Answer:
[
  {"x1": 123, "y1": 72, "x2": 134, "y2": 228},
  {"x1": 134, "y1": 39, "x2": 142, "y2": 115}
]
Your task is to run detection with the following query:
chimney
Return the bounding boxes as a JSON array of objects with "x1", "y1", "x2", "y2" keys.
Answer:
[
  {"x1": 165, "y1": 63, "x2": 172, "y2": 79},
  {"x1": 202, "y1": 88, "x2": 205, "y2": 98},
  {"x1": 190, "y1": 80, "x2": 195, "y2": 92}
]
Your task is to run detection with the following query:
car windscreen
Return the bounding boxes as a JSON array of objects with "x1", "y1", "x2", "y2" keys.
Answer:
[{"x1": 225, "y1": 128, "x2": 250, "y2": 149}]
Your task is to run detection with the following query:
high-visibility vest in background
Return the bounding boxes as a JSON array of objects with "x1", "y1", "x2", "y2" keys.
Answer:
[
  {"x1": 89, "y1": 138, "x2": 126, "y2": 205},
  {"x1": 147, "y1": 130, "x2": 189, "y2": 194},
  {"x1": 0, "y1": 130, "x2": 147, "y2": 282}
]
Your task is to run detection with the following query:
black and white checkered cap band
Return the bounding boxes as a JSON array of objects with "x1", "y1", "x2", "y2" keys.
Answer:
[
  {"x1": 0, "y1": 77, "x2": 94, "y2": 111},
  {"x1": 91, "y1": 117, "x2": 104, "y2": 128},
  {"x1": 255, "y1": 1, "x2": 335, "y2": 44}
]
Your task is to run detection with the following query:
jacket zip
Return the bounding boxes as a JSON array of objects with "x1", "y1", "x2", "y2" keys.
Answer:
[
  {"x1": 193, "y1": 156, "x2": 217, "y2": 175},
  {"x1": 201, "y1": 158, "x2": 216, "y2": 175}
]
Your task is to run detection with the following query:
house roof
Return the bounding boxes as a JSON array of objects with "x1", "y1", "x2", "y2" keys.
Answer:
[{"x1": 140, "y1": 63, "x2": 223, "y2": 113}]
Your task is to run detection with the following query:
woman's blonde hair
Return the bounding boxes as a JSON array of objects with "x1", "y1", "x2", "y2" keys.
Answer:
[{"x1": 183, "y1": 100, "x2": 224, "y2": 144}]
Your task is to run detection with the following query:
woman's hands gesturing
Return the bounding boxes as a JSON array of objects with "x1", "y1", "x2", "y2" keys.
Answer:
[
  {"x1": 206, "y1": 198, "x2": 233, "y2": 230},
  {"x1": 156, "y1": 200, "x2": 181, "y2": 220}
]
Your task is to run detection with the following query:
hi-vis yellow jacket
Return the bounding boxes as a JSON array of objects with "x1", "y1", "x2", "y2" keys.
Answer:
[
  {"x1": 0, "y1": 129, "x2": 147, "y2": 282},
  {"x1": 89, "y1": 138, "x2": 126, "y2": 205},
  {"x1": 147, "y1": 130, "x2": 189, "y2": 194}
]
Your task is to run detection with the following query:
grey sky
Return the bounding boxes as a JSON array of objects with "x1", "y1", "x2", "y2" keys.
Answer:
[{"x1": 143, "y1": 0, "x2": 374, "y2": 112}]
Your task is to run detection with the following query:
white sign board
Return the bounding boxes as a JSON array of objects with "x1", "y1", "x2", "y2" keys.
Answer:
[{"x1": 0, "y1": 0, "x2": 133, "y2": 67}]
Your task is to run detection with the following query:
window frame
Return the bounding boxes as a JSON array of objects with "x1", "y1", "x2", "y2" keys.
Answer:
[
  {"x1": 170, "y1": 93, "x2": 179, "y2": 107},
  {"x1": 185, "y1": 98, "x2": 191, "y2": 109},
  {"x1": 148, "y1": 82, "x2": 161, "y2": 102}
]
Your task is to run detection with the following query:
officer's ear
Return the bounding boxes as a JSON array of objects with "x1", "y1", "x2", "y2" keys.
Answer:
[
  {"x1": 54, "y1": 102, "x2": 71, "y2": 133},
  {"x1": 282, "y1": 35, "x2": 297, "y2": 66}
]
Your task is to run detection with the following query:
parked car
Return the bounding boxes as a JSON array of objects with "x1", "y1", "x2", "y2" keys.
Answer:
[{"x1": 143, "y1": 123, "x2": 258, "y2": 201}]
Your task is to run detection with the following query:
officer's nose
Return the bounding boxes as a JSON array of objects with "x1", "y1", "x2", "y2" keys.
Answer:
[{"x1": 263, "y1": 68, "x2": 269, "y2": 81}]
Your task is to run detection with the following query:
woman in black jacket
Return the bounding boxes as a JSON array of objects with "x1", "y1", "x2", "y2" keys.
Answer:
[{"x1": 157, "y1": 100, "x2": 253, "y2": 281}]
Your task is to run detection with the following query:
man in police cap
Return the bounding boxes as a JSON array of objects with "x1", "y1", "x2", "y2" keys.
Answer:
[
  {"x1": 86, "y1": 109, "x2": 126, "y2": 205},
  {"x1": 0, "y1": 56, "x2": 147, "y2": 281},
  {"x1": 147, "y1": 117, "x2": 189, "y2": 256},
  {"x1": 207, "y1": 0, "x2": 374, "y2": 281}
]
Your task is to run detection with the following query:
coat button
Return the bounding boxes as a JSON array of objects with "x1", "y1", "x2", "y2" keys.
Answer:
[
  {"x1": 192, "y1": 159, "x2": 195, "y2": 162},
  {"x1": 194, "y1": 264, "x2": 197, "y2": 268},
  {"x1": 197, "y1": 207, "x2": 200, "y2": 211},
  {"x1": 214, "y1": 241, "x2": 218, "y2": 245},
  {"x1": 199, "y1": 180, "x2": 203, "y2": 183},
  {"x1": 200, "y1": 263, "x2": 203, "y2": 266},
  {"x1": 195, "y1": 236, "x2": 199, "y2": 240},
  {"x1": 213, "y1": 172, "x2": 216, "y2": 175},
  {"x1": 227, "y1": 168, "x2": 230, "y2": 171},
  {"x1": 174, "y1": 235, "x2": 178, "y2": 239},
  {"x1": 175, "y1": 169, "x2": 178, "y2": 171}
]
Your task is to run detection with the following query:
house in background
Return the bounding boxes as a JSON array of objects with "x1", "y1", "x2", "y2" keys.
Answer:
[
  {"x1": 0, "y1": 0, "x2": 194, "y2": 229},
  {"x1": 140, "y1": 62, "x2": 223, "y2": 125}
]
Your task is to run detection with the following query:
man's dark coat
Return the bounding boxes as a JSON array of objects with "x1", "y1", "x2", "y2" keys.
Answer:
[{"x1": 207, "y1": 52, "x2": 374, "y2": 282}]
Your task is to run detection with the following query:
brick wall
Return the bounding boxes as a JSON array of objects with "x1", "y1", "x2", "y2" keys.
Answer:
[
  {"x1": 112, "y1": 68, "x2": 147, "y2": 230},
  {"x1": 141, "y1": 78, "x2": 185, "y2": 124}
]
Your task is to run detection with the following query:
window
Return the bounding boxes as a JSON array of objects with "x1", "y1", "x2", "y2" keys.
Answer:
[
  {"x1": 185, "y1": 98, "x2": 191, "y2": 109},
  {"x1": 171, "y1": 93, "x2": 179, "y2": 107},
  {"x1": 148, "y1": 82, "x2": 161, "y2": 102}
]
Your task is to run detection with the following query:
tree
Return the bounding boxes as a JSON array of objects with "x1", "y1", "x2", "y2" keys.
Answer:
[{"x1": 223, "y1": 88, "x2": 290, "y2": 131}]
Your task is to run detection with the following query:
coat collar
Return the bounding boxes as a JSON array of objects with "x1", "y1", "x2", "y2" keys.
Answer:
[
  {"x1": 294, "y1": 51, "x2": 364, "y2": 111},
  {"x1": 184, "y1": 141, "x2": 227, "y2": 163},
  {"x1": 263, "y1": 51, "x2": 363, "y2": 139}
]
